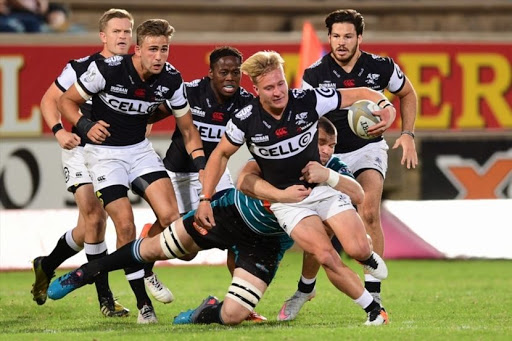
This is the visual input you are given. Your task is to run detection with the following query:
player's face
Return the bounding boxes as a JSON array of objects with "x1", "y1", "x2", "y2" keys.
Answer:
[
  {"x1": 101, "y1": 18, "x2": 133, "y2": 57},
  {"x1": 209, "y1": 56, "x2": 242, "y2": 102},
  {"x1": 254, "y1": 67, "x2": 288, "y2": 116},
  {"x1": 136, "y1": 35, "x2": 170, "y2": 77},
  {"x1": 318, "y1": 128, "x2": 336, "y2": 165},
  {"x1": 328, "y1": 22, "x2": 362, "y2": 65}
]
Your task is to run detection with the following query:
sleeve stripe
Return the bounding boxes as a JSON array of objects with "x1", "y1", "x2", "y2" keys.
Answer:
[
  {"x1": 75, "y1": 81, "x2": 91, "y2": 100},
  {"x1": 173, "y1": 103, "x2": 190, "y2": 118}
]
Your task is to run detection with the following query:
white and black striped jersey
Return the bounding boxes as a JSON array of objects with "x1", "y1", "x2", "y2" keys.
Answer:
[
  {"x1": 302, "y1": 51, "x2": 406, "y2": 153},
  {"x1": 224, "y1": 88, "x2": 341, "y2": 189},
  {"x1": 55, "y1": 52, "x2": 104, "y2": 146},
  {"x1": 164, "y1": 77, "x2": 254, "y2": 172},
  {"x1": 77, "y1": 54, "x2": 189, "y2": 146}
]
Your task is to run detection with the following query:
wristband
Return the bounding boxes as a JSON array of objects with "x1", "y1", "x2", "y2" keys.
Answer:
[
  {"x1": 326, "y1": 169, "x2": 340, "y2": 188},
  {"x1": 192, "y1": 155, "x2": 206, "y2": 171},
  {"x1": 377, "y1": 99, "x2": 387, "y2": 107},
  {"x1": 76, "y1": 116, "x2": 96, "y2": 137},
  {"x1": 401, "y1": 130, "x2": 415, "y2": 139},
  {"x1": 199, "y1": 194, "x2": 211, "y2": 202},
  {"x1": 382, "y1": 103, "x2": 393, "y2": 109},
  {"x1": 51, "y1": 123, "x2": 63, "y2": 135}
]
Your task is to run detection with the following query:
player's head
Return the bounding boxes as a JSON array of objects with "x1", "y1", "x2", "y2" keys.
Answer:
[
  {"x1": 134, "y1": 19, "x2": 175, "y2": 77},
  {"x1": 98, "y1": 8, "x2": 134, "y2": 57},
  {"x1": 241, "y1": 51, "x2": 288, "y2": 115},
  {"x1": 317, "y1": 117, "x2": 337, "y2": 166},
  {"x1": 325, "y1": 9, "x2": 364, "y2": 65},
  {"x1": 208, "y1": 46, "x2": 243, "y2": 103}
]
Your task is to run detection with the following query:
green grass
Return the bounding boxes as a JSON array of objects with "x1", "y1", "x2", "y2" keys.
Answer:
[{"x1": 1, "y1": 251, "x2": 511, "y2": 340}]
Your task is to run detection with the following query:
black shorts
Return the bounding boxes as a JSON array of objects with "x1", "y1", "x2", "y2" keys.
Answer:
[{"x1": 182, "y1": 204, "x2": 281, "y2": 285}]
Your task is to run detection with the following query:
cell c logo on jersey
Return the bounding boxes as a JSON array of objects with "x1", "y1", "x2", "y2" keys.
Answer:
[
  {"x1": 147, "y1": 103, "x2": 160, "y2": 114},
  {"x1": 314, "y1": 87, "x2": 335, "y2": 98},
  {"x1": 298, "y1": 131, "x2": 312, "y2": 147}
]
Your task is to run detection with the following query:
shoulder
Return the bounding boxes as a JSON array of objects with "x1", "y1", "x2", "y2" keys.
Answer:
[
  {"x1": 162, "y1": 62, "x2": 183, "y2": 77},
  {"x1": 361, "y1": 51, "x2": 394, "y2": 67},
  {"x1": 232, "y1": 101, "x2": 257, "y2": 122},
  {"x1": 238, "y1": 86, "x2": 254, "y2": 99}
]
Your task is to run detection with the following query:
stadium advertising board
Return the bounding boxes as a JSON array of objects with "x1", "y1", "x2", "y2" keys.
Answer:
[
  {"x1": 421, "y1": 138, "x2": 512, "y2": 199},
  {"x1": 0, "y1": 42, "x2": 511, "y2": 138}
]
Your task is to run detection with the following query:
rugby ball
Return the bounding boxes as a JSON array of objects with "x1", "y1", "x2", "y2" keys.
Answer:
[{"x1": 347, "y1": 100, "x2": 381, "y2": 139}]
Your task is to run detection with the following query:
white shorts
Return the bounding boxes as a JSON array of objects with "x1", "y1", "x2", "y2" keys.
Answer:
[
  {"x1": 270, "y1": 185, "x2": 354, "y2": 235},
  {"x1": 336, "y1": 139, "x2": 389, "y2": 178},
  {"x1": 168, "y1": 168, "x2": 233, "y2": 214},
  {"x1": 61, "y1": 146, "x2": 92, "y2": 192},
  {"x1": 84, "y1": 139, "x2": 166, "y2": 192}
]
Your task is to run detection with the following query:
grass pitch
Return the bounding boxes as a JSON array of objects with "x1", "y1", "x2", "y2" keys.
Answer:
[{"x1": 1, "y1": 251, "x2": 511, "y2": 340}]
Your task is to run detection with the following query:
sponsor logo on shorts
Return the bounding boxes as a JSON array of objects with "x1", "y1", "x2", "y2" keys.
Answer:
[{"x1": 97, "y1": 175, "x2": 106, "y2": 182}]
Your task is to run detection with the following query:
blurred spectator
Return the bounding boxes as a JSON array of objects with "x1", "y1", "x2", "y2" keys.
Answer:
[
  {"x1": 1, "y1": 0, "x2": 47, "y2": 32},
  {"x1": 44, "y1": 2, "x2": 84, "y2": 33}
]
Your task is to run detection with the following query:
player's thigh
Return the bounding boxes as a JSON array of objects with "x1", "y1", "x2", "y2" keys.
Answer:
[
  {"x1": 104, "y1": 197, "x2": 136, "y2": 241},
  {"x1": 290, "y1": 215, "x2": 332, "y2": 255},
  {"x1": 74, "y1": 183, "x2": 105, "y2": 218},
  {"x1": 144, "y1": 176, "x2": 180, "y2": 225},
  {"x1": 324, "y1": 210, "x2": 370, "y2": 258}
]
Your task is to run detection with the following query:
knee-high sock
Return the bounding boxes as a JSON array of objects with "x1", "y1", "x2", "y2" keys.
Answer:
[
  {"x1": 85, "y1": 241, "x2": 111, "y2": 301},
  {"x1": 42, "y1": 229, "x2": 82, "y2": 275}
]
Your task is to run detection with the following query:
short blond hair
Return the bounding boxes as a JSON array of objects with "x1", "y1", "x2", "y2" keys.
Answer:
[
  {"x1": 241, "y1": 51, "x2": 284, "y2": 83},
  {"x1": 98, "y1": 8, "x2": 134, "y2": 32}
]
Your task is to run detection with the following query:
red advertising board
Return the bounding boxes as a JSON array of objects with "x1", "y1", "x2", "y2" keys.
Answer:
[{"x1": 0, "y1": 42, "x2": 511, "y2": 136}]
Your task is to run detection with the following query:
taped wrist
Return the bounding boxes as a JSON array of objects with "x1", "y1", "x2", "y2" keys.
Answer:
[
  {"x1": 326, "y1": 169, "x2": 340, "y2": 188},
  {"x1": 76, "y1": 116, "x2": 96, "y2": 137}
]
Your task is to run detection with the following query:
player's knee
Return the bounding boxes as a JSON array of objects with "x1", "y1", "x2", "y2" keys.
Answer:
[
  {"x1": 312, "y1": 248, "x2": 337, "y2": 267},
  {"x1": 157, "y1": 211, "x2": 180, "y2": 228},
  {"x1": 160, "y1": 222, "x2": 189, "y2": 259},
  {"x1": 115, "y1": 222, "x2": 136, "y2": 246},
  {"x1": 224, "y1": 277, "x2": 262, "y2": 325}
]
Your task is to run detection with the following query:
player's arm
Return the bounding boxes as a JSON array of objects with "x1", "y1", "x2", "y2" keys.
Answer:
[
  {"x1": 58, "y1": 83, "x2": 110, "y2": 144},
  {"x1": 237, "y1": 160, "x2": 311, "y2": 203},
  {"x1": 174, "y1": 108, "x2": 205, "y2": 172},
  {"x1": 147, "y1": 105, "x2": 172, "y2": 124},
  {"x1": 392, "y1": 77, "x2": 418, "y2": 169},
  {"x1": 337, "y1": 87, "x2": 396, "y2": 135},
  {"x1": 300, "y1": 161, "x2": 364, "y2": 205},
  {"x1": 195, "y1": 136, "x2": 239, "y2": 230},
  {"x1": 40, "y1": 82, "x2": 81, "y2": 149}
]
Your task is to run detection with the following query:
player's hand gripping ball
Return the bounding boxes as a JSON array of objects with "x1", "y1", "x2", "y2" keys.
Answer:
[{"x1": 347, "y1": 99, "x2": 381, "y2": 139}]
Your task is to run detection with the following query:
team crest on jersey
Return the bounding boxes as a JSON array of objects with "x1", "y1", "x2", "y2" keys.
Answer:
[
  {"x1": 295, "y1": 112, "x2": 308, "y2": 125},
  {"x1": 83, "y1": 69, "x2": 96, "y2": 83},
  {"x1": 235, "y1": 105, "x2": 253, "y2": 120},
  {"x1": 365, "y1": 73, "x2": 380, "y2": 85},
  {"x1": 104, "y1": 55, "x2": 123, "y2": 66},
  {"x1": 155, "y1": 85, "x2": 169, "y2": 97},
  {"x1": 291, "y1": 89, "x2": 306, "y2": 99}
]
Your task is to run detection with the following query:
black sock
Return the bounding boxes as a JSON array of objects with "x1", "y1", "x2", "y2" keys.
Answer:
[
  {"x1": 143, "y1": 262, "x2": 155, "y2": 278},
  {"x1": 81, "y1": 240, "x2": 144, "y2": 282},
  {"x1": 298, "y1": 278, "x2": 316, "y2": 294},
  {"x1": 85, "y1": 246, "x2": 112, "y2": 301},
  {"x1": 365, "y1": 281, "x2": 381, "y2": 295},
  {"x1": 195, "y1": 301, "x2": 224, "y2": 325},
  {"x1": 364, "y1": 299, "x2": 380, "y2": 313},
  {"x1": 125, "y1": 265, "x2": 152, "y2": 310},
  {"x1": 41, "y1": 231, "x2": 80, "y2": 275}
]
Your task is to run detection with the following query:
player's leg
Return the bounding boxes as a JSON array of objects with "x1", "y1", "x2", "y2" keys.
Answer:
[
  {"x1": 277, "y1": 250, "x2": 319, "y2": 321},
  {"x1": 356, "y1": 169, "x2": 385, "y2": 303},
  {"x1": 291, "y1": 216, "x2": 387, "y2": 325},
  {"x1": 139, "y1": 175, "x2": 181, "y2": 303}
]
